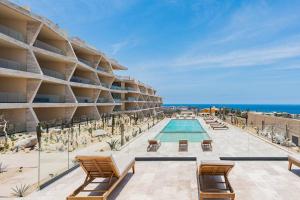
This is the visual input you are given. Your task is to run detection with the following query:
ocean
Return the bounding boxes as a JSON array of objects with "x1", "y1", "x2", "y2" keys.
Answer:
[{"x1": 163, "y1": 104, "x2": 300, "y2": 114}]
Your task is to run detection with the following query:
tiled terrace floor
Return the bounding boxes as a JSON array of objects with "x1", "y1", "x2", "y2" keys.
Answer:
[{"x1": 24, "y1": 117, "x2": 300, "y2": 200}]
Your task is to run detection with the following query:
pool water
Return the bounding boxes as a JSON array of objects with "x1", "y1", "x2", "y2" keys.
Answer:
[{"x1": 156, "y1": 119, "x2": 209, "y2": 142}]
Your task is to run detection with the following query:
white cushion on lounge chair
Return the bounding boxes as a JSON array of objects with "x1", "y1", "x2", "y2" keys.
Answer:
[{"x1": 112, "y1": 154, "x2": 135, "y2": 176}]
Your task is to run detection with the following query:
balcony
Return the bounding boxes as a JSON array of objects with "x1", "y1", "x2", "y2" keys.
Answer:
[
  {"x1": 0, "y1": 58, "x2": 27, "y2": 71},
  {"x1": 34, "y1": 40, "x2": 66, "y2": 56},
  {"x1": 96, "y1": 66, "x2": 110, "y2": 73},
  {"x1": 76, "y1": 96, "x2": 94, "y2": 103},
  {"x1": 97, "y1": 97, "x2": 112, "y2": 103},
  {"x1": 33, "y1": 94, "x2": 65, "y2": 103},
  {"x1": 110, "y1": 85, "x2": 125, "y2": 90},
  {"x1": 126, "y1": 87, "x2": 136, "y2": 91},
  {"x1": 127, "y1": 97, "x2": 138, "y2": 101},
  {"x1": 113, "y1": 98, "x2": 122, "y2": 103},
  {"x1": 101, "y1": 82, "x2": 110, "y2": 88},
  {"x1": 0, "y1": 24, "x2": 25, "y2": 42},
  {"x1": 126, "y1": 107, "x2": 139, "y2": 111},
  {"x1": 43, "y1": 68, "x2": 65, "y2": 80},
  {"x1": 78, "y1": 58, "x2": 93, "y2": 67},
  {"x1": 0, "y1": 92, "x2": 26, "y2": 103},
  {"x1": 71, "y1": 76, "x2": 97, "y2": 85}
]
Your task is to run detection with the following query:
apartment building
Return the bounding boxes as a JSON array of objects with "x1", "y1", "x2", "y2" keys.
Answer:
[{"x1": 0, "y1": 1, "x2": 162, "y2": 132}]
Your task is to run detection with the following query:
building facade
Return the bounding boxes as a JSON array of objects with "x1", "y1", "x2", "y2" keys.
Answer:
[{"x1": 0, "y1": 1, "x2": 162, "y2": 132}]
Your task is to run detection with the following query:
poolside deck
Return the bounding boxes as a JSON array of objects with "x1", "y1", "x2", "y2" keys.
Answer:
[{"x1": 24, "y1": 117, "x2": 300, "y2": 200}]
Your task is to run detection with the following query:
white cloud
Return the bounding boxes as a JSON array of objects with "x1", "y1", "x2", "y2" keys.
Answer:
[{"x1": 174, "y1": 43, "x2": 300, "y2": 68}]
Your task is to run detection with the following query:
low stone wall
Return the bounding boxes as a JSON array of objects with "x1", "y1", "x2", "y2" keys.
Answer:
[{"x1": 247, "y1": 112, "x2": 300, "y2": 143}]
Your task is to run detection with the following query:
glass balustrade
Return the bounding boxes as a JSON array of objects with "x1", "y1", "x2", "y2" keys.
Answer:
[
  {"x1": 0, "y1": 92, "x2": 27, "y2": 103},
  {"x1": 71, "y1": 76, "x2": 97, "y2": 85},
  {"x1": 100, "y1": 82, "x2": 110, "y2": 88},
  {"x1": 76, "y1": 96, "x2": 94, "y2": 103},
  {"x1": 127, "y1": 97, "x2": 138, "y2": 101},
  {"x1": 0, "y1": 58, "x2": 27, "y2": 71},
  {"x1": 126, "y1": 87, "x2": 136, "y2": 91},
  {"x1": 113, "y1": 98, "x2": 122, "y2": 103},
  {"x1": 78, "y1": 58, "x2": 93, "y2": 67},
  {"x1": 96, "y1": 66, "x2": 110, "y2": 73},
  {"x1": 0, "y1": 24, "x2": 25, "y2": 42},
  {"x1": 34, "y1": 40, "x2": 66, "y2": 56},
  {"x1": 110, "y1": 85, "x2": 125, "y2": 90},
  {"x1": 43, "y1": 68, "x2": 65, "y2": 80},
  {"x1": 97, "y1": 97, "x2": 112, "y2": 103},
  {"x1": 33, "y1": 94, "x2": 65, "y2": 103}
]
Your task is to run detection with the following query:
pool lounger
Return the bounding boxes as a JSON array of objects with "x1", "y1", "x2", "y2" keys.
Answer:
[
  {"x1": 147, "y1": 139, "x2": 161, "y2": 152},
  {"x1": 198, "y1": 160, "x2": 235, "y2": 200},
  {"x1": 67, "y1": 155, "x2": 135, "y2": 200},
  {"x1": 179, "y1": 140, "x2": 188, "y2": 151},
  {"x1": 288, "y1": 155, "x2": 300, "y2": 171},
  {"x1": 201, "y1": 139, "x2": 213, "y2": 151}
]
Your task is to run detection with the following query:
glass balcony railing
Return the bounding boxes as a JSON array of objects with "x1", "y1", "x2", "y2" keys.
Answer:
[
  {"x1": 126, "y1": 107, "x2": 139, "y2": 111},
  {"x1": 101, "y1": 82, "x2": 110, "y2": 88},
  {"x1": 71, "y1": 76, "x2": 97, "y2": 85},
  {"x1": 0, "y1": 92, "x2": 27, "y2": 103},
  {"x1": 97, "y1": 97, "x2": 112, "y2": 103},
  {"x1": 0, "y1": 24, "x2": 25, "y2": 42},
  {"x1": 33, "y1": 94, "x2": 65, "y2": 103},
  {"x1": 42, "y1": 68, "x2": 65, "y2": 80},
  {"x1": 34, "y1": 40, "x2": 66, "y2": 56},
  {"x1": 76, "y1": 96, "x2": 94, "y2": 103},
  {"x1": 110, "y1": 85, "x2": 125, "y2": 90},
  {"x1": 113, "y1": 98, "x2": 122, "y2": 103},
  {"x1": 78, "y1": 58, "x2": 93, "y2": 67},
  {"x1": 127, "y1": 97, "x2": 138, "y2": 101},
  {"x1": 96, "y1": 66, "x2": 110, "y2": 73},
  {"x1": 126, "y1": 87, "x2": 136, "y2": 91},
  {"x1": 0, "y1": 58, "x2": 27, "y2": 71},
  {"x1": 113, "y1": 107, "x2": 122, "y2": 112}
]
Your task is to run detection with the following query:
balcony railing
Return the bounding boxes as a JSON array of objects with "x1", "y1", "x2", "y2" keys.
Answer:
[
  {"x1": 76, "y1": 96, "x2": 94, "y2": 103},
  {"x1": 34, "y1": 40, "x2": 66, "y2": 56},
  {"x1": 0, "y1": 58, "x2": 27, "y2": 71},
  {"x1": 0, "y1": 24, "x2": 25, "y2": 42},
  {"x1": 126, "y1": 87, "x2": 136, "y2": 91},
  {"x1": 78, "y1": 58, "x2": 93, "y2": 67},
  {"x1": 34, "y1": 94, "x2": 65, "y2": 103},
  {"x1": 126, "y1": 107, "x2": 139, "y2": 111},
  {"x1": 101, "y1": 82, "x2": 110, "y2": 88},
  {"x1": 71, "y1": 76, "x2": 97, "y2": 85},
  {"x1": 96, "y1": 66, "x2": 110, "y2": 73},
  {"x1": 43, "y1": 68, "x2": 65, "y2": 80},
  {"x1": 110, "y1": 85, "x2": 125, "y2": 90},
  {"x1": 97, "y1": 97, "x2": 112, "y2": 103},
  {"x1": 0, "y1": 92, "x2": 27, "y2": 103},
  {"x1": 113, "y1": 98, "x2": 122, "y2": 103},
  {"x1": 113, "y1": 107, "x2": 122, "y2": 112},
  {"x1": 127, "y1": 97, "x2": 138, "y2": 101}
]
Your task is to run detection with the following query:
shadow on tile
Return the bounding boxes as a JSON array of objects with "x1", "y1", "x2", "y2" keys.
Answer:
[
  {"x1": 108, "y1": 173, "x2": 134, "y2": 200},
  {"x1": 291, "y1": 169, "x2": 300, "y2": 177}
]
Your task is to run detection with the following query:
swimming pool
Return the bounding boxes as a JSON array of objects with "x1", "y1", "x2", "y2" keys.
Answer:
[{"x1": 155, "y1": 119, "x2": 209, "y2": 142}]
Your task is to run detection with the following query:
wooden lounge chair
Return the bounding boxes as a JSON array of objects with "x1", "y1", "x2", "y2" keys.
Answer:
[
  {"x1": 201, "y1": 139, "x2": 213, "y2": 151},
  {"x1": 179, "y1": 140, "x2": 188, "y2": 151},
  {"x1": 198, "y1": 160, "x2": 235, "y2": 200},
  {"x1": 288, "y1": 155, "x2": 300, "y2": 171},
  {"x1": 147, "y1": 139, "x2": 161, "y2": 152},
  {"x1": 67, "y1": 155, "x2": 135, "y2": 200}
]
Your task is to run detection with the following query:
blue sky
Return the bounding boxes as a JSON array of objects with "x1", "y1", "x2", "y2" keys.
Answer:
[{"x1": 14, "y1": 0, "x2": 300, "y2": 104}]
